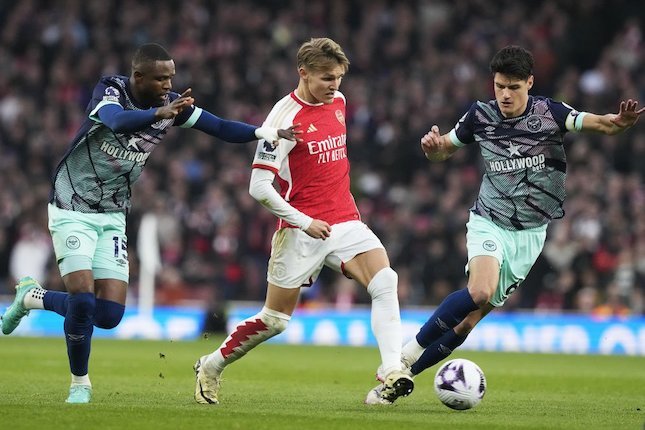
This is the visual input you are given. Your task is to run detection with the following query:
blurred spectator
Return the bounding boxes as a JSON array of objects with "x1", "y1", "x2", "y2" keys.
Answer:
[
  {"x1": 575, "y1": 286, "x2": 599, "y2": 314},
  {"x1": 155, "y1": 267, "x2": 192, "y2": 306},
  {"x1": 592, "y1": 282, "x2": 631, "y2": 318},
  {"x1": 9, "y1": 220, "x2": 52, "y2": 284}
]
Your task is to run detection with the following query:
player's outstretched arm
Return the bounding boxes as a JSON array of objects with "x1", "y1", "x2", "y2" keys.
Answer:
[
  {"x1": 421, "y1": 125, "x2": 459, "y2": 162},
  {"x1": 190, "y1": 102, "x2": 302, "y2": 144},
  {"x1": 96, "y1": 89, "x2": 194, "y2": 133},
  {"x1": 582, "y1": 99, "x2": 644, "y2": 135}
]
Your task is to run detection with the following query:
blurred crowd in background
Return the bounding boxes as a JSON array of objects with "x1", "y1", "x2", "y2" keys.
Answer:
[{"x1": 0, "y1": 0, "x2": 643, "y2": 316}]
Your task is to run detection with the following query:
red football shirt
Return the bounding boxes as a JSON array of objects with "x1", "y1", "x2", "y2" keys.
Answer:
[{"x1": 252, "y1": 91, "x2": 360, "y2": 229}]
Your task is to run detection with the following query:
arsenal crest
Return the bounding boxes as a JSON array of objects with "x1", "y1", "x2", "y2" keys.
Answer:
[{"x1": 335, "y1": 110, "x2": 345, "y2": 125}]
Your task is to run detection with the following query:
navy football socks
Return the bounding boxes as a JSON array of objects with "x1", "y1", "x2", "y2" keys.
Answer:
[
  {"x1": 43, "y1": 291, "x2": 69, "y2": 317},
  {"x1": 44, "y1": 293, "x2": 125, "y2": 330},
  {"x1": 93, "y1": 299, "x2": 125, "y2": 329},
  {"x1": 64, "y1": 293, "x2": 96, "y2": 376},
  {"x1": 411, "y1": 329, "x2": 467, "y2": 375},
  {"x1": 416, "y1": 288, "x2": 478, "y2": 347}
]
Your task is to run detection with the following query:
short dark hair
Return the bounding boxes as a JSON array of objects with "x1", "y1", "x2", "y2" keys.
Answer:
[
  {"x1": 132, "y1": 43, "x2": 172, "y2": 69},
  {"x1": 489, "y1": 45, "x2": 534, "y2": 80}
]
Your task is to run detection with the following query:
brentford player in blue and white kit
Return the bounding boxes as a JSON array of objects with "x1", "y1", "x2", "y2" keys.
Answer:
[
  {"x1": 0, "y1": 43, "x2": 299, "y2": 404},
  {"x1": 367, "y1": 45, "x2": 643, "y2": 396}
]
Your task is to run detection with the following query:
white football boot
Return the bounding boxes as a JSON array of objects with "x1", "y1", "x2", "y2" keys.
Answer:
[
  {"x1": 194, "y1": 355, "x2": 222, "y2": 404},
  {"x1": 365, "y1": 356, "x2": 414, "y2": 405}
]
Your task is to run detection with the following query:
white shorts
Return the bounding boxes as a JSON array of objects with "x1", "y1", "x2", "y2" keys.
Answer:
[{"x1": 267, "y1": 220, "x2": 384, "y2": 289}]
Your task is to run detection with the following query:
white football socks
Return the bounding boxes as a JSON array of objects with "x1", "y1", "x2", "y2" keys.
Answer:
[
  {"x1": 203, "y1": 307, "x2": 290, "y2": 374},
  {"x1": 23, "y1": 287, "x2": 47, "y2": 310},
  {"x1": 401, "y1": 337, "x2": 425, "y2": 365},
  {"x1": 367, "y1": 267, "x2": 403, "y2": 377},
  {"x1": 71, "y1": 373, "x2": 91, "y2": 387}
]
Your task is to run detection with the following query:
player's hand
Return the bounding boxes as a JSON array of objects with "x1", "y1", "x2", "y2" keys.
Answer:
[
  {"x1": 304, "y1": 219, "x2": 331, "y2": 240},
  {"x1": 256, "y1": 124, "x2": 303, "y2": 147},
  {"x1": 277, "y1": 123, "x2": 303, "y2": 143},
  {"x1": 421, "y1": 125, "x2": 443, "y2": 160},
  {"x1": 155, "y1": 88, "x2": 195, "y2": 119},
  {"x1": 611, "y1": 99, "x2": 645, "y2": 128},
  {"x1": 178, "y1": 88, "x2": 193, "y2": 100}
]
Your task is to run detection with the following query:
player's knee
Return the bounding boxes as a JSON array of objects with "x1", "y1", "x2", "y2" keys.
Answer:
[
  {"x1": 466, "y1": 287, "x2": 492, "y2": 307},
  {"x1": 377, "y1": 267, "x2": 399, "y2": 289},
  {"x1": 68, "y1": 292, "x2": 96, "y2": 318},
  {"x1": 367, "y1": 267, "x2": 398, "y2": 298},
  {"x1": 93, "y1": 299, "x2": 125, "y2": 329}
]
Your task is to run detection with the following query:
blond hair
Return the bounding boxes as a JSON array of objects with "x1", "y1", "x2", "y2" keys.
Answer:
[{"x1": 297, "y1": 38, "x2": 349, "y2": 73}]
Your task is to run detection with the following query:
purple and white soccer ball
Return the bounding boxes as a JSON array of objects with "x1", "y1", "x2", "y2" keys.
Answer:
[{"x1": 434, "y1": 358, "x2": 486, "y2": 410}]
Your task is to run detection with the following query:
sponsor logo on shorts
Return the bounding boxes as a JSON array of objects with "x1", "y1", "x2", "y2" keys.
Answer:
[
  {"x1": 483, "y1": 240, "x2": 497, "y2": 252},
  {"x1": 66, "y1": 235, "x2": 80, "y2": 249}
]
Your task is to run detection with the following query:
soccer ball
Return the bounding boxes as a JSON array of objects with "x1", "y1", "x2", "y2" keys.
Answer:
[{"x1": 434, "y1": 358, "x2": 486, "y2": 410}]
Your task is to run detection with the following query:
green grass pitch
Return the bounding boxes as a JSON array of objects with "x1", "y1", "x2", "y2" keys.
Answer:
[{"x1": 0, "y1": 336, "x2": 643, "y2": 430}]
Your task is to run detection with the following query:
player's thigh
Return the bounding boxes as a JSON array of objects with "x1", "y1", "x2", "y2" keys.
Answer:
[
  {"x1": 465, "y1": 213, "x2": 504, "y2": 300},
  {"x1": 49, "y1": 203, "x2": 100, "y2": 281},
  {"x1": 62, "y1": 270, "x2": 95, "y2": 294},
  {"x1": 267, "y1": 228, "x2": 328, "y2": 289},
  {"x1": 49, "y1": 205, "x2": 128, "y2": 300},
  {"x1": 94, "y1": 278, "x2": 127, "y2": 304},
  {"x1": 265, "y1": 283, "x2": 301, "y2": 316},
  {"x1": 342, "y1": 248, "x2": 389, "y2": 288},
  {"x1": 490, "y1": 227, "x2": 546, "y2": 307},
  {"x1": 467, "y1": 256, "x2": 500, "y2": 299},
  {"x1": 92, "y1": 212, "x2": 129, "y2": 284},
  {"x1": 325, "y1": 221, "x2": 387, "y2": 286}
]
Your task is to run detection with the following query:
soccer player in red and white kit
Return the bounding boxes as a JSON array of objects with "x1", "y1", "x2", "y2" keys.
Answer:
[{"x1": 193, "y1": 38, "x2": 413, "y2": 405}]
